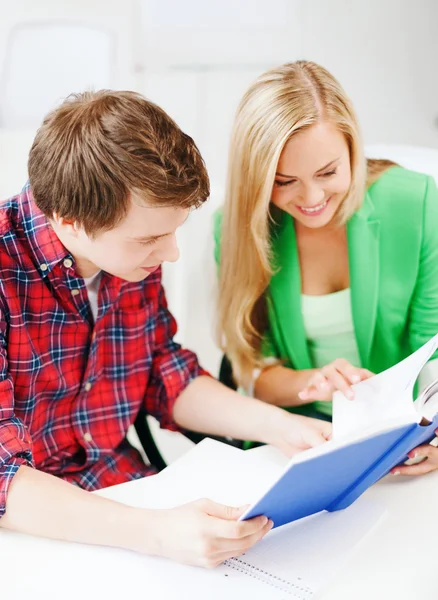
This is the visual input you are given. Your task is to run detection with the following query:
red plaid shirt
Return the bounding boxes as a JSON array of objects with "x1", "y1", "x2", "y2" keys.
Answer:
[{"x1": 0, "y1": 185, "x2": 205, "y2": 516}]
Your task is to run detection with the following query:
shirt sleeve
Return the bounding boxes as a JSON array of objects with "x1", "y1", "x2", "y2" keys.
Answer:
[
  {"x1": 408, "y1": 176, "x2": 438, "y2": 360},
  {"x1": 0, "y1": 303, "x2": 34, "y2": 518},
  {"x1": 144, "y1": 284, "x2": 209, "y2": 431}
]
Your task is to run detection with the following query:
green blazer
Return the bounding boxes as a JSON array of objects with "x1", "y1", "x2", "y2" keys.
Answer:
[{"x1": 214, "y1": 167, "x2": 438, "y2": 380}]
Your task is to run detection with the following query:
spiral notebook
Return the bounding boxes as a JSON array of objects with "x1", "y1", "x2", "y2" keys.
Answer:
[
  {"x1": 216, "y1": 497, "x2": 383, "y2": 599},
  {"x1": 95, "y1": 437, "x2": 385, "y2": 600},
  {"x1": 0, "y1": 437, "x2": 385, "y2": 600}
]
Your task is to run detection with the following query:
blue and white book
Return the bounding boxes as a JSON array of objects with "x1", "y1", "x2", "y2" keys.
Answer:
[{"x1": 241, "y1": 333, "x2": 438, "y2": 528}]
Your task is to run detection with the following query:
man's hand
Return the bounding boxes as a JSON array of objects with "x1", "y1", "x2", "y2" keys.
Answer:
[
  {"x1": 146, "y1": 498, "x2": 272, "y2": 567},
  {"x1": 298, "y1": 359, "x2": 374, "y2": 402},
  {"x1": 263, "y1": 409, "x2": 332, "y2": 457},
  {"x1": 173, "y1": 375, "x2": 331, "y2": 454}
]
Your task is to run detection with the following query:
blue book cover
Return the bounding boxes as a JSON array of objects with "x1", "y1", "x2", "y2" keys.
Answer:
[{"x1": 241, "y1": 334, "x2": 438, "y2": 529}]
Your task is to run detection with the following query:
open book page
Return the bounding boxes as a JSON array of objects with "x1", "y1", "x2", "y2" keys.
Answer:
[
  {"x1": 101, "y1": 438, "x2": 285, "y2": 510},
  {"x1": 418, "y1": 357, "x2": 438, "y2": 394},
  {"x1": 278, "y1": 418, "x2": 416, "y2": 468},
  {"x1": 414, "y1": 379, "x2": 438, "y2": 421},
  {"x1": 96, "y1": 439, "x2": 384, "y2": 600},
  {"x1": 156, "y1": 438, "x2": 286, "y2": 507},
  {"x1": 332, "y1": 333, "x2": 438, "y2": 440}
]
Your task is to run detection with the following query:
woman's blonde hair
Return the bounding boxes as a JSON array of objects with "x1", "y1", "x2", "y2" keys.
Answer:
[{"x1": 217, "y1": 60, "x2": 396, "y2": 387}]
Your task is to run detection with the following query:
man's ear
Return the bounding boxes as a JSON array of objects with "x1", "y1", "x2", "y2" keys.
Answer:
[{"x1": 52, "y1": 213, "x2": 80, "y2": 238}]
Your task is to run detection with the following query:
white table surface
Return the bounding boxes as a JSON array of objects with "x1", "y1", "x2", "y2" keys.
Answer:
[
  {"x1": 318, "y1": 467, "x2": 438, "y2": 598},
  {"x1": 240, "y1": 444, "x2": 438, "y2": 598},
  {"x1": 1, "y1": 442, "x2": 438, "y2": 600}
]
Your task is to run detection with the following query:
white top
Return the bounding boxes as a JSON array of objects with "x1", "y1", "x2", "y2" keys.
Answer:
[
  {"x1": 300, "y1": 287, "x2": 438, "y2": 392},
  {"x1": 301, "y1": 288, "x2": 362, "y2": 369},
  {"x1": 83, "y1": 271, "x2": 101, "y2": 322},
  {"x1": 251, "y1": 289, "x2": 361, "y2": 398}
]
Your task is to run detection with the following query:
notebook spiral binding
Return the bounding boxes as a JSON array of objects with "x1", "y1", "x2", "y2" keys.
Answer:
[{"x1": 223, "y1": 557, "x2": 314, "y2": 599}]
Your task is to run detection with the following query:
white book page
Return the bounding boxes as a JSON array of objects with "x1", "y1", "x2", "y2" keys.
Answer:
[
  {"x1": 332, "y1": 333, "x2": 438, "y2": 440},
  {"x1": 414, "y1": 379, "x2": 438, "y2": 421},
  {"x1": 0, "y1": 440, "x2": 385, "y2": 600},
  {"x1": 99, "y1": 438, "x2": 285, "y2": 510},
  {"x1": 97, "y1": 439, "x2": 385, "y2": 600}
]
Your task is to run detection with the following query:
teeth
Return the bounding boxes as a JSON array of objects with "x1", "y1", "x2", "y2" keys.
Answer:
[{"x1": 300, "y1": 200, "x2": 328, "y2": 213}]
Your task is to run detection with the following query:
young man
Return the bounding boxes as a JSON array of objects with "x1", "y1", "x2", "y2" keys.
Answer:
[{"x1": 0, "y1": 91, "x2": 331, "y2": 568}]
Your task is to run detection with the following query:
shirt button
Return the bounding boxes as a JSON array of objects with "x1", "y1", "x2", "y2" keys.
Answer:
[
  {"x1": 63, "y1": 258, "x2": 73, "y2": 268},
  {"x1": 84, "y1": 381, "x2": 92, "y2": 392},
  {"x1": 40, "y1": 263, "x2": 48, "y2": 271},
  {"x1": 71, "y1": 289, "x2": 80, "y2": 296},
  {"x1": 83, "y1": 432, "x2": 93, "y2": 443}
]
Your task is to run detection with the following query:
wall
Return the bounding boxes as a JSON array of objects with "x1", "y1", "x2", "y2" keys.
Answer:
[{"x1": 0, "y1": 0, "x2": 437, "y2": 374}]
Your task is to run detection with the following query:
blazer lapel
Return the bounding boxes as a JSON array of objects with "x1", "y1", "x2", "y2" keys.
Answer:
[
  {"x1": 347, "y1": 194, "x2": 381, "y2": 367},
  {"x1": 269, "y1": 214, "x2": 313, "y2": 369}
]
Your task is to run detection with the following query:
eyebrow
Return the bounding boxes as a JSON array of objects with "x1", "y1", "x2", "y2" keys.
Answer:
[
  {"x1": 130, "y1": 232, "x2": 171, "y2": 242},
  {"x1": 276, "y1": 157, "x2": 340, "y2": 178}
]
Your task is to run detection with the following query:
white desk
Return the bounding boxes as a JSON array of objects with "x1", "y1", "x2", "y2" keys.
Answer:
[
  {"x1": 318, "y1": 468, "x2": 438, "y2": 598},
  {"x1": 1, "y1": 442, "x2": 438, "y2": 600}
]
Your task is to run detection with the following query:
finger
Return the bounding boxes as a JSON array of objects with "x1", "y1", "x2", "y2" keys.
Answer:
[
  {"x1": 216, "y1": 514, "x2": 269, "y2": 540},
  {"x1": 298, "y1": 372, "x2": 334, "y2": 401},
  {"x1": 303, "y1": 425, "x2": 330, "y2": 447},
  {"x1": 298, "y1": 386, "x2": 332, "y2": 401},
  {"x1": 319, "y1": 420, "x2": 333, "y2": 440},
  {"x1": 332, "y1": 359, "x2": 364, "y2": 385},
  {"x1": 407, "y1": 444, "x2": 438, "y2": 464},
  {"x1": 221, "y1": 518, "x2": 273, "y2": 547},
  {"x1": 321, "y1": 365, "x2": 353, "y2": 399},
  {"x1": 199, "y1": 499, "x2": 250, "y2": 521},
  {"x1": 295, "y1": 416, "x2": 331, "y2": 448},
  {"x1": 308, "y1": 371, "x2": 332, "y2": 393},
  {"x1": 297, "y1": 387, "x2": 310, "y2": 400},
  {"x1": 359, "y1": 368, "x2": 375, "y2": 380},
  {"x1": 205, "y1": 549, "x2": 246, "y2": 569},
  {"x1": 391, "y1": 460, "x2": 437, "y2": 476},
  {"x1": 213, "y1": 520, "x2": 274, "y2": 562}
]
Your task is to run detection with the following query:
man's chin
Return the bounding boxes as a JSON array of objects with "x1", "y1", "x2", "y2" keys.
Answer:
[{"x1": 111, "y1": 270, "x2": 150, "y2": 283}]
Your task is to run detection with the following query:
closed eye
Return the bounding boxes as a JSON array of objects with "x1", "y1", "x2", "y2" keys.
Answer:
[
  {"x1": 319, "y1": 169, "x2": 337, "y2": 178},
  {"x1": 138, "y1": 238, "x2": 157, "y2": 247},
  {"x1": 274, "y1": 168, "x2": 337, "y2": 187},
  {"x1": 274, "y1": 179, "x2": 297, "y2": 187}
]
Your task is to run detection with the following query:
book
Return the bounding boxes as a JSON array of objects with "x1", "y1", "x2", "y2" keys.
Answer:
[
  {"x1": 0, "y1": 437, "x2": 382, "y2": 600},
  {"x1": 98, "y1": 438, "x2": 385, "y2": 600},
  {"x1": 240, "y1": 333, "x2": 438, "y2": 528}
]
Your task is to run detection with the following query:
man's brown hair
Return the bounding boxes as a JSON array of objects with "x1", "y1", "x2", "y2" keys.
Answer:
[{"x1": 28, "y1": 90, "x2": 210, "y2": 234}]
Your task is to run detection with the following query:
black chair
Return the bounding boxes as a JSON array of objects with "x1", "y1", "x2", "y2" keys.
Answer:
[
  {"x1": 134, "y1": 408, "x2": 167, "y2": 472},
  {"x1": 134, "y1": 355, "x2": 242, "y2": 472},
  {"x1": 218, "y1": 354, "x2": 237, "y2": 391}
]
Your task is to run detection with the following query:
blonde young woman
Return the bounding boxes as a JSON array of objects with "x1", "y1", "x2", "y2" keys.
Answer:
[{"x1": 214, "y1": 61, "x2": 438, "y2": 476}]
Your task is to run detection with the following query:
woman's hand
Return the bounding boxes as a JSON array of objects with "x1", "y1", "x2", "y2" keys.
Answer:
[
  {"x1": 390, "y1": 434, "x2": 438, "y2": 476},
  {"x1": 298, "y1": 359, "x2": 374, "y2": 402}
]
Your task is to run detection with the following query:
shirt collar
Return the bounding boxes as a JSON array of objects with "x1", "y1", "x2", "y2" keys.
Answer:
[{"x1": 19, "y1": 183, "x2": 72, "y2": 277}]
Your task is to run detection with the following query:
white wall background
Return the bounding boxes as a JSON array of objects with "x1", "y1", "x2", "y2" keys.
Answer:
[{"x1": 0, "y1": 0, "x2": 437, "y2": 376}]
